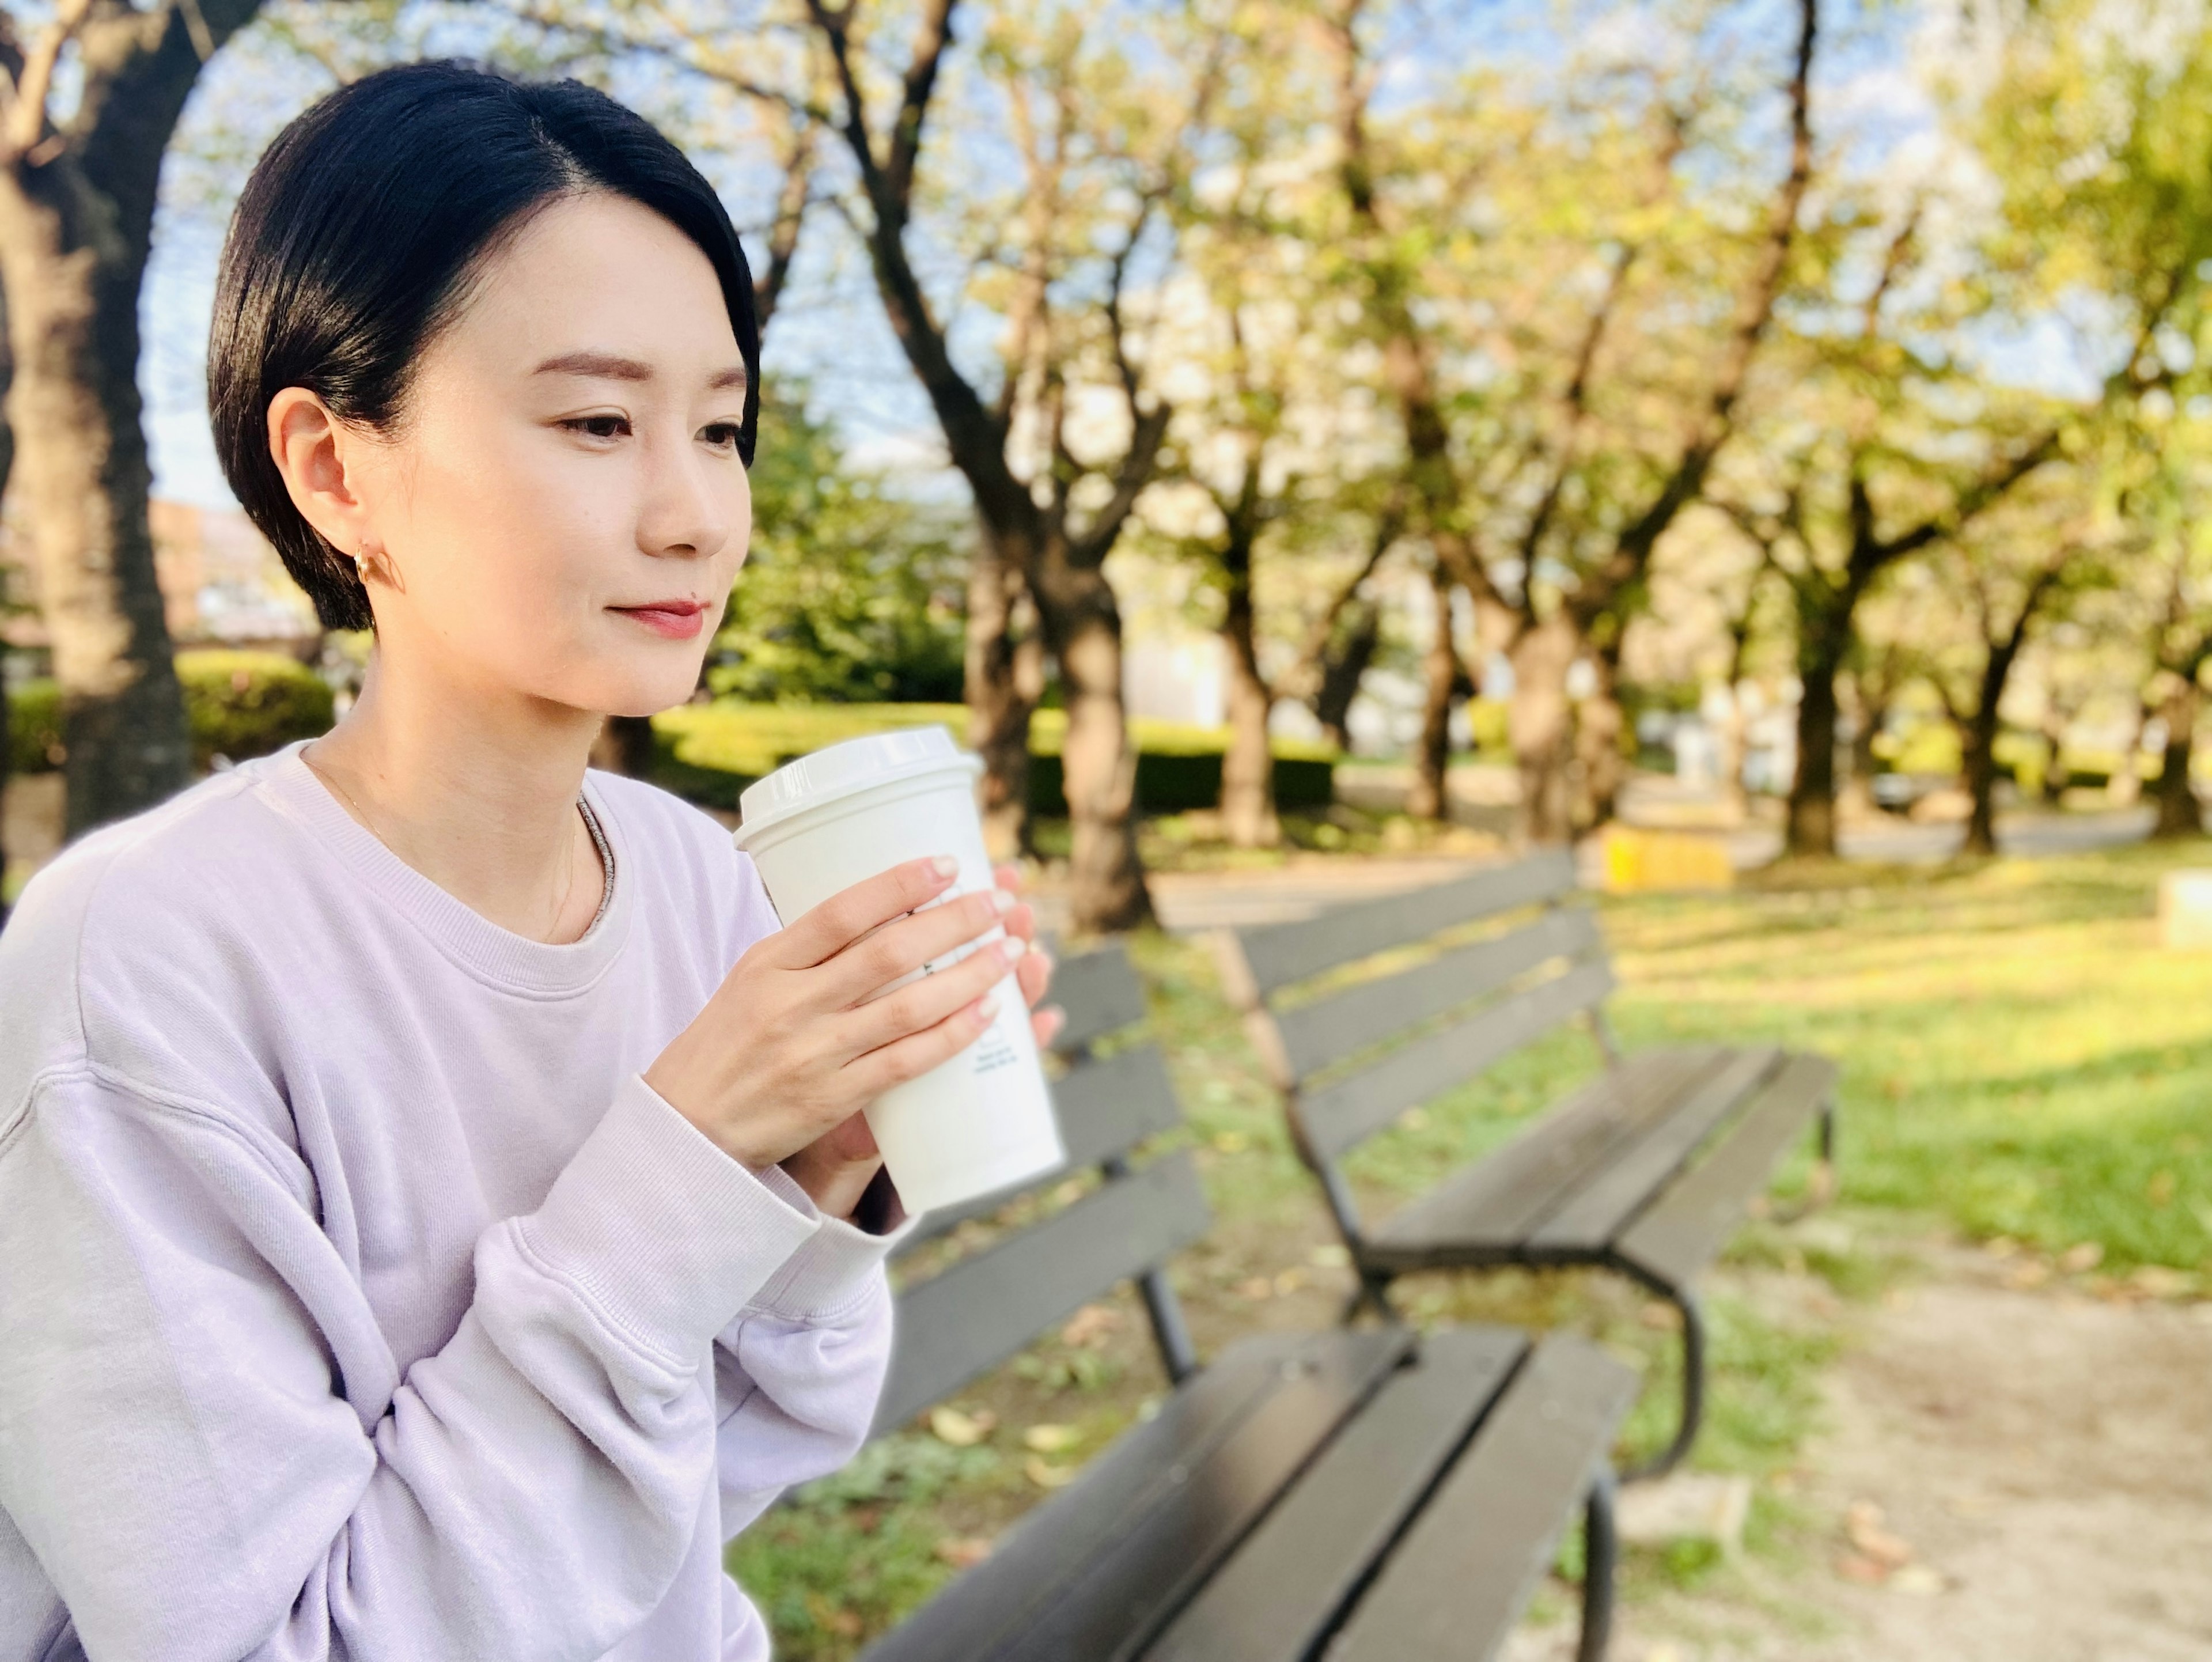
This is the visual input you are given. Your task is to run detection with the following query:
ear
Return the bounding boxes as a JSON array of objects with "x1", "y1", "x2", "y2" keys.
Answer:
[{"x1": 267, "y1": 388, "x2": 379, "y2": 558}]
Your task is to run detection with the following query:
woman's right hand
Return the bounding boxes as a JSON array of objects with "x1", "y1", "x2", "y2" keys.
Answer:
[{"x1": 645, "y1": 855, "x2": 1022, "y2": 1172}]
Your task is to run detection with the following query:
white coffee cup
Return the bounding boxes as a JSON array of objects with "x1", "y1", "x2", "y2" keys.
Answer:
[{"x1": 730, "y1": 725, "x2": 1066, "y2": 1214}]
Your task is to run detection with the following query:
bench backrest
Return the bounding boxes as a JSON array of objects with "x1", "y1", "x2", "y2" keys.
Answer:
[
  {"x1": 1221, "y1": 851, "x2": 1612, "y2": 1228},
  {"x1": 873, "y1": 941, "x2": 1205, "y2": 1435}
]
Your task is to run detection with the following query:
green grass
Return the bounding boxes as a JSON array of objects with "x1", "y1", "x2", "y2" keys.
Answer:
[{"x1": 731, "y1": 837, "x2": 2212, "y2": 1655}]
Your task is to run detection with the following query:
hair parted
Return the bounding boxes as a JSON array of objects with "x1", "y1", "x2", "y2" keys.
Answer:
[{"x1": 209, "y1": 60, "x2": 761, "y2": 633}]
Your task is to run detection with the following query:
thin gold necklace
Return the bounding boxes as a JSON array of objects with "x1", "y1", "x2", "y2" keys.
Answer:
[{"x1": 305, "y1": 744, "x2": 585, "y2": 940}]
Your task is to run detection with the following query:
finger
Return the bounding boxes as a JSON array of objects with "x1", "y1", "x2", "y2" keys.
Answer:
[
  {"x1": 1031, "y1": 1005, "x2": 1066, "y2": 1052},
  {"x1": 820, "y1": 886, "x2": 1016, "y2": 1005},
  {"x1": 840, "y1": 935, "x2": 1020, "y2": 1056},
  {"x1": 845, "y1": 994, "x2": 1003, "y2": 1100},
  {"x1": 994, "y1": 864, "x2": 1022, "y2": 896},
  {"x1": 1001, "y1": 899, "x2": 1039, "y2": 947},
  {"x1": 770, "y1": 856, "x2": 961, "y2": 968},
  {"x1": 1016, "y1": 945, "x2": 1051, "y2": 1010}
]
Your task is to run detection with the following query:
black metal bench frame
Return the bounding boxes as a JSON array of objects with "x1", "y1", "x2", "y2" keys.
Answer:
[
  {"x1": 1219, "y1": 850, "x2": 1839, "y2": 1481},
  {"x1": 852, "y1": 941, "x2": 1636, "y2": 1662}
]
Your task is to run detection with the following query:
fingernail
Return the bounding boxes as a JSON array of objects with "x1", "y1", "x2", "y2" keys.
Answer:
[
  {"x1": 976, "y1": 993, "x2": 1002, "y2": 1021},
  {"x1": 930, "y1": 854, "x2": 959, "y2": 879},
  {"x1": 990, "y1": 888, "x2": 1017, "y2": 914},
  {"x1": 999, "y1": 936, "x2": 1028, "y2": 965}
]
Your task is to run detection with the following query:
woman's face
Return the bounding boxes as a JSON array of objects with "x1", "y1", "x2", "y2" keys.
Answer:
[{"x1": 343, "y1": 191, "x2": 752, "y2": 718}]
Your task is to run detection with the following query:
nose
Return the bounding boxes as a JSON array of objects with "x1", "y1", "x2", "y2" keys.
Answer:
[{"x1": 637, "y1": 425, "x2": 738, "y2": 563}]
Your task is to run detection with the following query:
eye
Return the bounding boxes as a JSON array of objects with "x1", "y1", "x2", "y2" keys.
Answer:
[
  {"x1": 700, "y1": 421, "x2": 743, "y2": 452},
  {"x1": 562, "y1": 414, "x2": 630, "y2": 441}
]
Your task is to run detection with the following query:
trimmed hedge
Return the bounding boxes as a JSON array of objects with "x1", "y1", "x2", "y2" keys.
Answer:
[
  {"x1": 648, "y1": 701, "x2": 1338, "y2": 815},
  {"x1": 7, "y1": 652, "x2": 335, "y2": 775}
]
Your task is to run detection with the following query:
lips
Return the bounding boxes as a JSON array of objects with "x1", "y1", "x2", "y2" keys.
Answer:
[{"x1": 611, "y1": 600, "x2": 707, "y2": 640}]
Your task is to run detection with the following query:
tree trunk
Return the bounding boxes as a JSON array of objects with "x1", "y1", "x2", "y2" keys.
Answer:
[
  {"x1": 1407, "y1": 566, "x2": 1457, "y2": 821},
  {"x1": 1312, "y1": 601, "x2": 1378, "y2": 751},
  {"x1": 1785, "y1": 583, "x2": 1859, "y2": 857},
  {"x1": 1574, "y1": 638, "x2": 1627, "y2": 831},
  {"x1": 0, "y1": 180, "x2": 190, "y2": 836},
  {"x1": 1034, "y1": 558, "x2": 1153, "y2": 932},
  {"x1": 1, "y1": 282, "x2": 12, "y2": 931},
  {"x1": 1508, "y1": 614, "x2": 1579, "y2": 845},
  {"x1": 1217, "y1": 536, "x2": 1277, "y2": 846},
  {"x1": 965, "y1": 539, "x2": 1035, "y2": 860},
  {"x1": 2152, "y1": 671, "x2": 2202, "y2": 840},
  {"x1": 0, "y1": 0, "x2": 266, "y2": 838},
  {"x1": 1960, "y1": 699, "x2": 2003, "y2": 857}
]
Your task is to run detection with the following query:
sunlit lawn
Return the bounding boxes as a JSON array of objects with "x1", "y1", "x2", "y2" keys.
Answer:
[{"x1": 733, "y1": 836, "x2": 2212, "y2": 1658}]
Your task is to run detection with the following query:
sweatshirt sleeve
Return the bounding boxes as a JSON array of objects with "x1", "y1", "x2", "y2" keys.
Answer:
[
  {"x1": 710, "y1": 1168, "x2": 908, "y2": 1540},
  {"x1": 0, "y1": 1068, "x2": 823, "y2": 1662}
]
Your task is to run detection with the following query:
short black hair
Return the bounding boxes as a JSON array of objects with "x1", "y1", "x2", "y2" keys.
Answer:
[{"x1": 210, "y1": 60, "x2": 760, "y2": 633}]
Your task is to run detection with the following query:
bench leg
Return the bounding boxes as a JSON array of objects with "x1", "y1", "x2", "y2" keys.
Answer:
[
  {"x1": 1771, "y1": 1095, "x2": 1840, "y2": 1224},
  {"x1": 1577, "y1": 1467, "x2": 1619, "y2": 1662},
  {"x1": 1342, "y1": 1269, "x2": 1399, "y2": 1326},
  {"x1": 1621, "y1": 1284, "x2": 1705, "y2": 1483}
]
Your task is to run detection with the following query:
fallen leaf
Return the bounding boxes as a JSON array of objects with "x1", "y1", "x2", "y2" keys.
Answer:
[
  {"x1": 1309, "y1": 1243, "x2": 1352, "y2": 1269},
  {"x1": 1400, "y1": 1107, "x2": 1429, "y2": 1131},
  {"x1": 1211, "y1": 1130, "x2": 1251, "y2": 1154},
  {"x1": 1024, "y1": 1423, "x2": 1080, "y2": 1453},
  {"x1": 1235, "y1": 1276, "x2": 1275, "y2": 1300},
  {"x1": 2058, "y1": 1241, "x2": 2104, "y2": 1274},
  {"x1": 1891, "y1": 1564, "x2": 1946, "y2": 1596},
  {"x1": 1273, "y1": 1268, "x2": 1308, "y2": 1295},
  {"x1": 1984, "y1": 1236, "x2": 2020, "y2": 1260},
  {"x1": 1835, "y1": 1552, "x2": 1891, "y2": 1585},
  {"x1": 934, "y1": 1536, "x2": 994, "y2": 1570},
  {"x1": 2131, "y1": 1265, "x2": 2194, "y2": 1298},
  {"x1": 1025, "y1": 1455, "x2": 1078, "y2": 1490},
  {"x1": 1845, "y1": 1501, "x2": 1913, "y2": 1568},
  {"x1": 929, "y1": 1406, "x2": 995, "y2": 1448},
  {"x1": 1059, "y1": 1304, "x2": 1122, "y2": 1349},
  {"x1": 1639, "y1": 1301, "x2": 1681, "y2": 1331},
  {"x1": 2003, "y1": 1260, "x2": 2051, "y2": 1290}
]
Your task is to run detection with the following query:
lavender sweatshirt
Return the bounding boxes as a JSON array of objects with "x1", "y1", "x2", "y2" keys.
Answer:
[{"x1": 0, "y1": 743, "x2": 904, "y2": 1662}]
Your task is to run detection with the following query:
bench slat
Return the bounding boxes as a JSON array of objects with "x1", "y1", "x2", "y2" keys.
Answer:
[
  {"x1": 1323, "y1": 1335, "x2": 1638, "y2": 1662},
  {"x1": 1236, "y1": 850, "x2": 1578, "y2": 996},
  {"x1": 1139, "y1": 1326, "x2": 1529, "y2": 1662},
  {"x1": 1052, "y1": 944, "x2": 1151, "y2": 1055},
  {"x1": 1528, "y1": 1046, "x2": 1785, "y2": 1253},
  {"x1": 866, "y1": 1330, "x2": 1414, "y2": 1662},
  {"x1": 861, "y1": 1334, "x2": 1317, "y2": 1662},
  {"x1": 1614, "y1": 1053, "x2": 1838, "y2": 1288},
  {"x1": 1279, "y1": 908, "x2": 1601, "y2": 1081},
  {"x1": 1363, "y1": 1048, "x2": 1726, "y2": 1263},
  {"x1": 873, "y1": 1152, "x2": 1210, "y2": 1434},
  {"x1": 1299, "y1": 959, "x2": 1616, "y2": 1161}
]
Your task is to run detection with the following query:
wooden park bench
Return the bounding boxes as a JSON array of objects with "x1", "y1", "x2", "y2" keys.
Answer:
[
  {"x1": 856, "y1": 940, "x2": 1637, "y2": 1662},
  {"x1": 1218, "y1": 849, "x2": 1839, "y2": 1481}
]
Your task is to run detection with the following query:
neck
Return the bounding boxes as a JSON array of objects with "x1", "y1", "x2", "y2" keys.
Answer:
[{"x1": 308, "y1": 648, "x2": 608, "y2": 942}]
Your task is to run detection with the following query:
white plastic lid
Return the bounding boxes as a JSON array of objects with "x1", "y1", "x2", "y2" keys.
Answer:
[{"x1": 732, "y1": 724, "x2": 983, "y2": 848}]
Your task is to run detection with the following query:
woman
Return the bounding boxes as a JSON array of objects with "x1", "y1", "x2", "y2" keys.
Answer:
[{"x1": 0, "y1": 62, "x2": 1052, "y2": 1661}]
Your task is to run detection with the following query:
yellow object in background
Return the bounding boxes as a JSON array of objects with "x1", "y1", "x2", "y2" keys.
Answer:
[{"x1": 1599, "y1": 826, "x2": 1736, "y2": 894}]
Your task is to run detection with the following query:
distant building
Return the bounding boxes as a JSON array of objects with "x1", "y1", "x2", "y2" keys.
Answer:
[{"x1": 1, "y1": 499, "x2": 319, "y2": 667}]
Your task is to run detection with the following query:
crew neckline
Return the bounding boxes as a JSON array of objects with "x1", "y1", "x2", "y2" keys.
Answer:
[{"x1": 254, "y1": 740, "x2": 634, "y2": 999}]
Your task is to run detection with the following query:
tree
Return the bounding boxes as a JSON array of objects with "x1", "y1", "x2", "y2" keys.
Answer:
[
  {"x1": 708, "y1": 381, "x2": 967, "y2": 705},
  {"x1": 762, "y1": 0, "x2": 1213, "y2": 928},
  {"x1": 1921, "y1": 518, "x2": 2103, "y2": 855},
  {"x1": 0, "y1": 0, "x2": 266, "y2": 835},
  {"x1": 1307, "y1": 0, "x2": 1815, "y2": 842}
]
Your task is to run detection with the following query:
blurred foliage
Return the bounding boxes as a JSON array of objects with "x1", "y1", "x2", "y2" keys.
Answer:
[
  {"x1": 11, "y1": 652, "x2": 332, "y2": 775},
  {"x1": 706, "y1": 383, "x2": 967, "y2": 706}
]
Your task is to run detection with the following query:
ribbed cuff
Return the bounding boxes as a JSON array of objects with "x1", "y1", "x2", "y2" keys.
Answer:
[
  {"x1": 518, "y1": 1075, "x2": 821, "y2": 1364},
  {"x1": 747, "y1": 1189, "x2": 918, "y2": 1322}
]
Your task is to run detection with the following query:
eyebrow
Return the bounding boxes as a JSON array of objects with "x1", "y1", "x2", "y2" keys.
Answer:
[{"x1": 533, "y1": 351, "x2": 749, "y2": 392}]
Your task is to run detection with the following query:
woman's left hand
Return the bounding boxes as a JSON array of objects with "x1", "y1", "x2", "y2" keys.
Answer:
[{"x1": 779, "y1": 865, "x2": 1057, "y2": 1222}]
